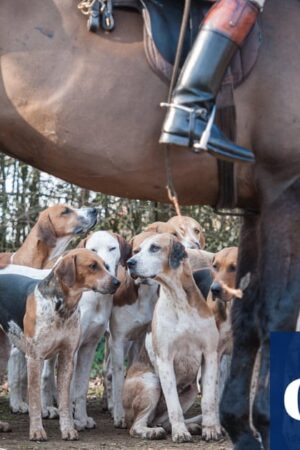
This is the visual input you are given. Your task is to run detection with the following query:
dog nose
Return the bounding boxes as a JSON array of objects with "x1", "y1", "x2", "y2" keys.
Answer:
[
  {"x1": 211, "y1": 282, "x2": 222, "y2": 297},
  {"x1": 127, "y1": 258, "x2": 137, "y2": 269},
  {"x1": 112, "y1": 277, "x2": 120, "y2": 288}
]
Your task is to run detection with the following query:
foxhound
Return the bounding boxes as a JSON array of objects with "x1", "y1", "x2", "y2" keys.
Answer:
[
  {"x1": 106, "y1": 216, "x2": 208, "y2": 429},
  {"x1": 0, "y1": 248, "x2": 120, "y2": 441},
  {"x1": 6, "y1": 205, "x2": 98, "y2": 414},
  {"x1": 208, "y1": 247, "x2": 238, "y2": 396},
  {"x1": 41, "y1": 230, "x2": 131, "y2": 429},
  {"x1": 0, "y1": 204, "x2": 98, "y2": 268},
  {"x1": 123, "y1": 233, "x2": 221, "y2": 442}
]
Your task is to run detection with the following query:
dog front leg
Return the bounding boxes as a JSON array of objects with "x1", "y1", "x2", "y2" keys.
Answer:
[
  {"x1": 73, "y1": 339, "x2": 99, "y2": 430},
  {"x1": 111, "y1": 338, "x2": 126, "y2": 428},
  {"x1": 201, "y1": 351, "x2": 222, "y2": 441},
  {"x1": 8, "y1": 347, "x2": 28, "y2": 413},
  {"x1": 41, "y1": 356, "x2": 58, "y2": 419},
  {"x1": 156, "y1": 358, "x2": 192, "y2": 443},
  {"x1": 27, "y1": 356, "x2": 47, "y2": 441},
  {"x1": 57, "y1": 348, "x2": 78, "y2": 441}
]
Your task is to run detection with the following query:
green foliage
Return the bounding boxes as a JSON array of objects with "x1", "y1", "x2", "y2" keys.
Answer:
[{"x1": 91, "y1": 337, "x2": 106, "y2": 378}]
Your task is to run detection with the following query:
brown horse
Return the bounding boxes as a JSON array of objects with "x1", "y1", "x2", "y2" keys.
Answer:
[{"x1": 1, "y1": 0, "x2": 300, "y2": 448}]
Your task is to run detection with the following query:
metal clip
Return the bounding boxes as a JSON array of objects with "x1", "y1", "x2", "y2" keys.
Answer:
[{"x1": 101, "y1": 0, "x2": 115, "y2": 31}]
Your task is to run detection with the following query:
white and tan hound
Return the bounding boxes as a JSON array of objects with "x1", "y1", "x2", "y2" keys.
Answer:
[
  {"x1": 0, "y1": 248, "x2": 120, "y2": 441},
  {"x1": 106, "y1": 216, "x2": 208, "y2": 429},
  {"x1": 123, "y1": 233, "x2": 221, "y2": 443}
]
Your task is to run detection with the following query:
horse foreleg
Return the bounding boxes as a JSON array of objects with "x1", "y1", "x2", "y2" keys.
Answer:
[
  {"x1": 220, "y1": 214, "x2": 262, "y2": 449},
  {"x1": 251, "y1": 178, "x2": 300, "y2": 448},
  {"x1": 252, "y1": 340, "x2": 269, "y2": 450}
]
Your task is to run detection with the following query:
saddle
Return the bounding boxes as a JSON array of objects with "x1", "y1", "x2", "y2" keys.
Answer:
[
  {"x1": 80, "y1": 0, "x2": 261, "y2": 109},
  {"x1": 141, "y1": 0, "x2": 261, "y2": 109}
]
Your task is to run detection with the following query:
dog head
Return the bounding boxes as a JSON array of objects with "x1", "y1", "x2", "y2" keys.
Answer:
[
  {"x1": 37, "y1": 205, "x2": 98, "y2": 247},
  {"x1": 167, "y1": 216, "x2": 205, "y2": 249},
  {"x1": 144, "y1": 221, "x2": 177, "y2": 235},
  {"x1": 127, "y1": 233, "x2": 187, "y2": 280},
  {"x1": 210, "y1": 247, "x2": 238, "y2": 302},
  {"x1": 54, "y1": 248, "x2": 120, "y2": 296},
  {"x1": 78, "y1": 231, "x2": 131, "y2": 276}
]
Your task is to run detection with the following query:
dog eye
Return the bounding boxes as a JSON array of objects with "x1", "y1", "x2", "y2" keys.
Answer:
[
  {"x1": 150, "y1": 244, "x2": 160, "y2": 253},
  {"x1": 61, "y1": 207, "x2": 72, "y2": 215},
  {"x1": 172, "y1": 232, "x2": 178, "y2": 237},
  {"x1": 228, "y1": 264, "x2": 236, "y2": 272},
  {"x1": 104, "y1": 263, "x2": 110, "y2": 271},
  {"x1": 90, "y1": 248, "x2": 97, "y2": 253},
  {"x1": 194, "y1": 228, "x2": 200, "y2": 235},
  {"x1": 89, "y1": 262, "x2": 98, "y2": 271},
  {"x1": 109, "y1": 247, "x2": 116, "y2": 252}
]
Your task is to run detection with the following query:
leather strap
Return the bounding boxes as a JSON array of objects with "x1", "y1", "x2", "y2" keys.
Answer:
[{"x1": 216, "y1": 160, "x2": 237, "y2": 209}]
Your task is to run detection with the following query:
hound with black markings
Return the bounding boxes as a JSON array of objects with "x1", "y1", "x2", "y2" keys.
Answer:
[
  {"x1": 0, "y1": 248, "x2": 120, "y2": 441},
  {"x1": 41, "y1": 230, "x2": 131, "y2": 429},
  {"x1": 123, "y1": 233, "x2": 221, "y2": 443}
]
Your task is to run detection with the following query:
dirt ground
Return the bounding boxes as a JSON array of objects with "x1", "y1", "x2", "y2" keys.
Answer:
[{"x1": 0, "y1": 395, "x2": 232, "y2": 450}]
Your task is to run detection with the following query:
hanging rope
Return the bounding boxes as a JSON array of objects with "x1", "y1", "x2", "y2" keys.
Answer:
[{"x1": 163, "y1": 0, "x2": 192, "y2": 218}]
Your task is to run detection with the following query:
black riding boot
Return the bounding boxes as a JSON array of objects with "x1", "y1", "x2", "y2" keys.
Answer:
[{"x1": 159, "y1": 0, "x2": 260, "y2": 163}]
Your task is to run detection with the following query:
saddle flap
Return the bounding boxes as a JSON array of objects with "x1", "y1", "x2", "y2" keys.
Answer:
[{"x1": 142, "y1": 0, "x2": 262, "y2": 103}]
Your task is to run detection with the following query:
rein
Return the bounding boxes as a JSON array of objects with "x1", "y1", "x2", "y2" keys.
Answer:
[{"x1": 163, "y1": 0, "x2": 191, "y2": 218}]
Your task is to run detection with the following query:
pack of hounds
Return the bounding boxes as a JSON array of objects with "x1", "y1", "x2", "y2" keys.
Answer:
[{"x1": 0, "y1": 204, "x2": 241, "y2": 443}]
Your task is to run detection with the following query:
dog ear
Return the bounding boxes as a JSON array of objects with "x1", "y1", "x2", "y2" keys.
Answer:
[
  {"x1": 169, "y1": 239, "x2": 187, "y2": 269},
  {"x1": 77, "y1": 237, "x2": 88, "y2": 248},
  {"x1": 55, "y1": 255, "x2": 77, "y2": 288},
  {"x1": 115, "y1": 234, "x2": 132, "y2": 266},
  {"x1": 145, "y1": 222, "x2": 165, "y2": 233},
  {"x1": 145, "y1": 222, "x2": 176, "y2": 234},
  {"x1": 37, "y1": 213, "x2": 57, "y2": 247}
]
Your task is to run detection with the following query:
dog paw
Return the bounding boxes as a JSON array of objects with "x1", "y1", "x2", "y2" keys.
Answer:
[
  {"x1": 172, "y1": 429, "x2": 192, "y2": 443},
  {"x1": 11, "y1": 401, "x2": 29, "y2": 414},
  {"x1": 0, "y1": 421, "x2": 11, "y2": 432},
  {"x1": 114, "y1": 417, "x2": 127, "y2": 429},
  {"x1": 74, "y1": 417, "x2": 96, "y2": 431},
  {"x1": 131, "y1": 426, "x2": 166, "y2": 440},
  {"x1": 202, "y1": 424, "x2": 222, "y2": 441},
  {"x1": 187, "y1": 423, "x2": 202, "y2": 435},
  {"x1": 30, "y1": 427, "x2": 47, "y2": 441},
  {"x1": 86, "y1": 417, "x2": 96, "y2": 429},
  {"x1": 61, "y1": 427, "x2": 79, "y2": 440},
  {"x1": 42, "y1": 406, "x2": 59, "y2": 419},
  {"x1": 145, "y1": 427, "x2": 166, "y2": 440}
]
